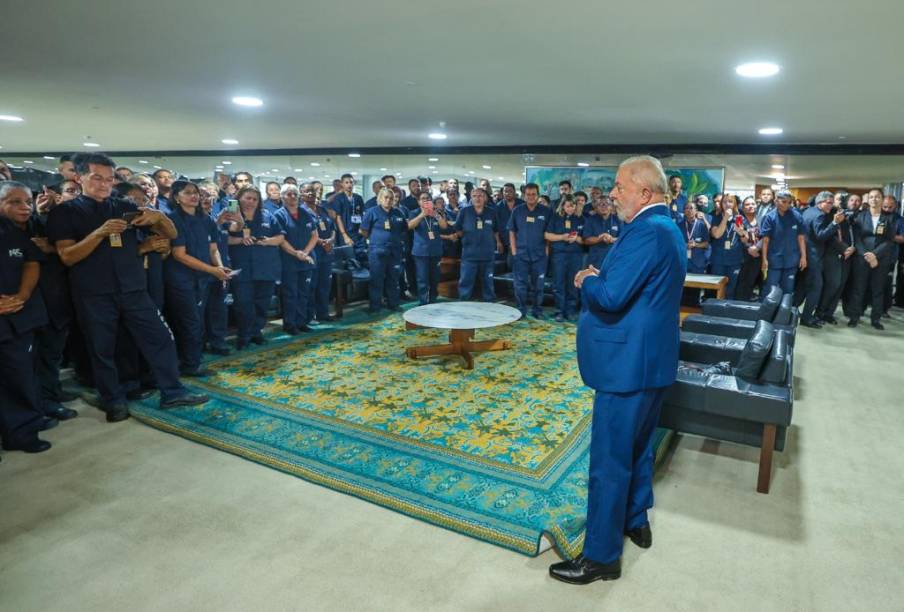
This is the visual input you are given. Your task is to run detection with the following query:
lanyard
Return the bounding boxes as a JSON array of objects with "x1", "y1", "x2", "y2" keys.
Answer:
[{"x1": 684, "y1": 219, "x2": 699, "y2": 243}]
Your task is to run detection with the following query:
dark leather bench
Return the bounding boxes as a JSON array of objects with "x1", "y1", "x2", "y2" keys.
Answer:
[{"x1": 682, "y1": 287, "x2": 798, "y2": 343}]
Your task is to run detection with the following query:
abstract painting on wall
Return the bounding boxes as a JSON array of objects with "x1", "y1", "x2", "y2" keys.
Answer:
[{"x1": 524, "y1": 166, "x2": 725, "y2": 201}]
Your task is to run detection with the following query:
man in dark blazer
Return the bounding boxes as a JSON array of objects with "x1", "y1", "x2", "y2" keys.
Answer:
[
  {"x1": 848, "y1": 189, "x2": 897, "y2": 330},
  {"x1": 549, "y1": 156, "x2": 686, "y2": 584},
  {"x1": 817, "y1": 195, "x2": 858, "y2": 323},
  {"x1": 799, "y1": 192, "x2": 846, "y2": 328}
]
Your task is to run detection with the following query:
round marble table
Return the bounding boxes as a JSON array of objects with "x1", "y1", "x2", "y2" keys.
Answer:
[{"x1": 402, "y1": 302, "x2": 522, "y2": 369}]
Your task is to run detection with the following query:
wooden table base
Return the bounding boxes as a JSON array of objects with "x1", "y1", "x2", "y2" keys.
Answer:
[{"x1": 405, "y1": 325, "x2": 511, "y2": 369}]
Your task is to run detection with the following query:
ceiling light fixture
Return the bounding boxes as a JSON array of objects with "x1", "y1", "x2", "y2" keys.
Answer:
[
  {"x1": 758, "y1": 127, "x2": 783, "y2": 135},
  {"x1": 139, "y1": 160, "x2": 148, "y2": 164},
  {"x1": 380, "y1": 167, "x2": 388, "y2": 172},
  {"x1": 577, "y1": 162, "x2": 590, "y2": 167},
  {"x1": 222, "y1": 161, "x2": 232, "y2": 165},
  {"x1": 294, "y1": 168, "x2": 303, "y2": 172},
  {"x1": 221, "y1": 138, "x2": 239, "y2": 145},
  {"x1": 271, "y1": 168, "x2": 279, "y2": 172},
  {"x1": 23, "y1": 160, "x2": 33, "y2": 164},
  {"x1": 231, "y1": 96, "x2": 263, "y2": 107},
  {"x1": 771, "y1": 164, "x2": 785, "y2": 169},
  {"x1": 43, "y1": 156, "x2": 55, "y2": 160},
  {"x1": 428, "y1": 132, "x2": 447, "y2": 140},
  {"x1": 735, "y1": 62, "x2": 781, "y2": 78},
  {"x1": 348, "y1": 153, "x2": 361, "y2": 158},
  {"x1": 0, "y1": 115, "x2": 24, "y2": 122},
  {"x1": 428, "y1": 165, "x2": 436, "y2": 170},
  {"x1": 310, "y1": 162, "x2": 320, "y2": 167},
  {"x1": 83, "y1": 142, "x2": 101, "y2": 147},
  {"x1": 482, "y1": 165, "x2": 492, "y2": 170},
  {"x1": 428, "y1": 157, "x2": 439, "y2": 162}
]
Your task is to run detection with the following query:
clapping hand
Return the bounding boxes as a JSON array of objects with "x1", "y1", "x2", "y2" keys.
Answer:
[{"x1": 574, "y1": 265, "x2": 600, "y2": 288}]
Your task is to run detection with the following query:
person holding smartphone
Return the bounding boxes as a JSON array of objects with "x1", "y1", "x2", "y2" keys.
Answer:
[
  {"x1": 164, "y1": 181, "x2": 231, "y2": 375},
  {"x1": 408, "y1": 191, "x2": 449, "y2": 305},
  {"x1": 545, "y1": 195, "x2": 585, "y2": 321},
  {"x1": 273, "y1": 184, "x2": 317, "y2": 334},
  {"x1": 199, "y1": 181, "x2": 239, "y2": 355},
  {"x1": 709, "y1": 193, "x2": 749, "y2": 299}
]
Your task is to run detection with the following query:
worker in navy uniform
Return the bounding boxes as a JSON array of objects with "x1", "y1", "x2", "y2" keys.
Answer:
[
  {"x1": 454, "y1": 187, "x2": 501, "y2": 302},
  {"x1": 709, "y1": 195, "x2": 751, "y2": 300},
  {"x1": 545, "y1": 194, "x2": 585, "y2": 321},
  {"x1": 678, "y1": 200, "x2": 709, "y2": 273},
  {"x1": 582, "y1": 196, "x2": 619, "y2": 270},
  {"x1": 198, "y1": 181, "x2": 235, "y2": 355},
  {"x1": 274, "y1": 184, "x2": 318, "y2": 334},
  {"x1": 262, "y1": 182, "x2": 282, "y2": 216},
  {"x1": 151, "y1": 168, "x2": 174, "y2": 214},
  {"x1": 817, "y1": 193, "x2": 858, "y2": 324},
  {"x1": 759, "y1": 190, "x2": 807, "y2": 297},
  {"x1": 45, "y1": 154, "x2": 208, "y2": 421},
  {"x1": 667, "y1": 175, "x2": 687, "y2": 222},
  {"x1": 163, "y1": 181, "x2": 231, "y2": 376},
  {"x1": 408, "y1": 191, "x2": 449, "y2": 305},
  {"x1": 303, "y1": 184, "x2": 336, "y2": 323},
  {"x1": 27, "y1": 182, "x2": 81, "y2": 420},
  {"x1": 507, "y1": 183, "x2": 551, "y2": 319},
  {"x1": 848, "y1": 189, "x2": 897, "y2": 330},
  {"x1": 227, "y1": 186, "x2": 285, "y2": 347},
  {"x1": 398, "y1": 178, "x2": 423, "y2": 299},
  {"x1": 324, "y1": 174, "x2": 359, "y2": 249},
  {"x1": 550, "y1": 156, "x2": 685, "y2": 584},
  {"x1": 360, "y1": 187, "x2": 407, "y2": 313},
  {"x1": 0, "y1": 184, "x2": 53, "y2": 453},
  {"x1": 495, "y1": 183, "x2": 523, "y2": 272},
  {"x1": 798, "y1": 192, "x2": 845, "y2": 328}
]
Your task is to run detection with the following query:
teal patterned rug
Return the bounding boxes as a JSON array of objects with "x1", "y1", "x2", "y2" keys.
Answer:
[{"x1": 130, "y1": 306, "x2": 673, "y2": 557}]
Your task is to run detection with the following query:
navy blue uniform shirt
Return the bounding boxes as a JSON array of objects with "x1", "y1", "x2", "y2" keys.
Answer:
[
  {"x1": 410, "y1": 210, "x2": 445, "y2": 258},
  {"x1": 677, "y1": 216, "x2": 710, "y2": 271},
  {"x1": 454, "y1": 205, "x2": 498, "y2": 262},
  {"x1": 548, "y1": 213, "x2": 585, "y2": 254},
  {"x1": 0, "y1": 217, "x2": 48, "y2": 340},
  {"x1": 582, "y1": 214, "x2": 619, "y2": 260},
  {"x1": 507, "y1": 203, "x2": 551, "y2": 260},
  {"x1": 362, "y1": 206, "x2": 407, "y2": 252},
  {"x1": 165, "y1": 207, "x2": 218, "y2": 285},
  {"x1": 273, "y1": 206, "x2": 317, "y2": 272},
  {"x1": 709, "y1": 213, "x2": 746, "y2": 267},
  {"x1": 760, "y1": 207, "x2": 804, "y2": 268},
  {"x1": 312, "y1": 206, "x2": 336, "y2": 260},
  {"x1": 228, "y1": 208, "x2": 284, "y2": 281}
]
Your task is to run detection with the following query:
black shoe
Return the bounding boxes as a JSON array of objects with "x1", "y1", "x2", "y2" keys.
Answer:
[
  {"x1": 298, "y1": 324, "x2": 313, "y2": 332},
  {"x1": 626, "y1": 524, "x2": 652, "y2": 549},
  {"x1": 126, "y1": 388, "x2": 155, "y2": 401},
  {"x1": 872, "y1": 321, "x2": 885, "y2": 330},
  {"x1": 180, "y1": 367, "x2": 213, "y2": 378},
  {"x1": 207, "y1": 345, "x2": 231, "y2": 356},
  {"x1": 2, "y1": 437, "x2": 52, "y2": 453},
  {"x1": 283, "y1": 326, "x2": 300, "y2": 335},
  {"x1": 847, "y1": 319, "x2": 859, "y2": 328},
  {"x1": 106, "y1": 403, "x2": 130, "y2": 423},
  {"x1": 801, "y1": 319, "x2": 823, "y2": 329},
  {"x1": 44, "y1": 403, "x2": 78, "y2": 421},
  {"x1": 821, "y1": 316, "x2": 838, "y2": 325},
  {"x1": 882, "y1": 312, "x2": 891, "y2": 319},
  {"x1": 250, "y1": 336, "x2": 266, "y2": 345},
  {"x1": 56, "y1": 389, "x2": 81, "y2": 403},
  {"x1": 159, "y1": 393, "x2": 210, "y2": 409},
  {"x1": 40, "y1": 416, "x2": 59, "y2": 431},
  {"x1": 549, "y1": 554, "x2": 621, "y2": 584}
]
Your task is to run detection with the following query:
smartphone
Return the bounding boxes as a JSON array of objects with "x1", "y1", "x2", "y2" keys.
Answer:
[
  {"x1": 227, "y1": 199, "x2": 239, "y2": 213},
  {"x1": 122, "y1": 211, "x2": 141, "y2": 223}
]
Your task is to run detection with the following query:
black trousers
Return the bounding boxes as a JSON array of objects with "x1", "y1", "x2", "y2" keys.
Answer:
[
  {"x1": 735, "y1": 256, "x2": 761, "y2": 302},
  {"x1": 849, "y1": 256, "x2": 893, "y2": 323},
  {"x1": 818, "y1": 253, "x2": 851, "y2": 320},
  {"x1": 0, "y1": 331, "x2": 44, "y2": 445},
  {"x1": 34, "y1": 323, "x2": 69, "y2": 404},
  {"x1": 800, "y1": 259, "x2": 824, "y2": 323}
]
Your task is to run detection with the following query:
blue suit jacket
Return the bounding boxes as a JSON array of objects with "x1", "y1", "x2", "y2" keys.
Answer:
[{"x1": 577, "y1": 205, "x2": 686, "y2": 393}]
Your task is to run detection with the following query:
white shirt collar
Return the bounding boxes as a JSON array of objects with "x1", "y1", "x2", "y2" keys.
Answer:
[{"x1": 627, "y1": 202, "x2": 667, "y2": 223}]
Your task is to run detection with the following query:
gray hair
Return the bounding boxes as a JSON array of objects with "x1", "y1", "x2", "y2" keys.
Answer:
[
  {"x1": 280, "y1": 183, "x2": 300, "y2": 197},
  {"x1": 619, "y1": 155, "x2": 669, "y2": 195},
  {"x1": 815, "y1": 191, "x2": 834, "y2": 204},
  {"x1": 0, "y1": 180, "x2": 31, "y2": 201}
]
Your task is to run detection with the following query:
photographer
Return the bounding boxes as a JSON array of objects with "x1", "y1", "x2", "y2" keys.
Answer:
[
  {"x1": 45, "y1": 153, "x2": 208, "y2": 421},
  {"x1": 798, "y1": 192, "x2": 843, "y2": 328},
  {"x1": 408, "y1": 191, "x2": 449, "y2": 305},
  {"x1": 817, "y1": 193, "x2": 857, "y2": 323}
]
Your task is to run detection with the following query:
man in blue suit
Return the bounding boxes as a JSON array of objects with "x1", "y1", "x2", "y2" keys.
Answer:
[
  {"x1": 549, "y1": 156, "x2": 686, "y2": 584},
  {"x1": 799, "y1": 192, "x2": 845, "y2": 328}
]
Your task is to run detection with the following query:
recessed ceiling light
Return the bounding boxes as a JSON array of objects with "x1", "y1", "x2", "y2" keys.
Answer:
[
  {"x1": 428, "y1": 165, "x2": 436, "y2": 170},
  {"x1": 771, "y1": 164, "x2": 785, "y2": 169},
  {"x1": 468, "y1": 171, "x2": 475, "y2": 175},
  {"x1": 348, "y1": 153, "x2": 361, "y2": 158},
  {"x1": 221, "y1": 138, "x2": 239, "y2": 145},
  {"x1": 231, "y1": 96, "x2": 263, "y2": 107},
  {"x1": 758, "y1": 127, "x2": 783, "y2": 135},
  {"x1": 324, "y1": 174, "x2": 331, "y2": 178},
  {"x1": 380, "y1": 167, "x2": 387, "y2": 172},
  {"x1": 294, "y1": 168, "x2": 303, "y2": 172},
  {"x1": 351, "y1": 171, "x2": 358, "y2": 175},
  {"x1": 482, "y1": 165, "x2": 492, "y2": 170},
  {"x1": 43, "y1": 156, "x2": 55, "y2": 160},
  {"x1": 222, "y1": 160, "x2": 232, "y2": 165},
  {"x1": 139, "y1": 160, "x2": 148, "y2": 164},
  {"x1": 432, "y1": 170, "x2": 438, "y2": 174},
  {"x1": 153, "y1": 165, "x2": 162, "y2": 169},
  {"x1": 271, "y1": 168, "x2": 279, "y2": 172},
  {"x1": 23, "y1": 160, "x2": 33, "y2": 164},
  {"x1": 735, "y1": 62, "x2": 780, "y2": 78},
  {"x1": 83, "y1": 142, "x2": 101, "y2": 147},
  {"x1": 308, "y1": 176, "x2": 315, "y2": 180},
  {"x1": 838, "y1": 136, "x2": 847, "y2": 140},
  {"x1": 577, "y1": 162, "x2": 590, "y2": 167},
  {"x1": 428, "y1": 157, "x2": 439, "y2": 162},
  {"x1": 497, "y1": 176, "x2": 505, "y2": 180},
  {"x1": 310, "y1": 162, "x2": 320, "y2": 167},
  {"x1": 428, "y1": 132, "x2": 447, "y2": 140},
  {"x1": 0, "y1": 115, "x2": 24, "y2": 122}
]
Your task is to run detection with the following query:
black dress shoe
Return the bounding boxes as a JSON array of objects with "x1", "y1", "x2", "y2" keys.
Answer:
[
  {"x1": 549, "y1": 554, "x2": 621, "y2": 584},
  {"x1": 626, "y1": 524, "x2": 652, "y2": 549},
  {"x1": 2, "y1": 437, "x2": 52, "y2": 453},
  {"x1": 56, "y1": 389, "x2": 81, "y2": 403},
  {"x1": 45, "y1": 404, "x2": 79, "y2": 421},
  {"x1": 126, "y1": 388, "x2": 155, "y2": 401},
  {"x1": 801, "y1": 319, "x2": 823, "y2": 329},
  {"x1": 159, "y1": 393, "x2": 210, "y2": 409},
  {"x1": 180, "y1": 367, "x2": 213, "y2": 378},
  {"x1": 821, "y1": 316, "x2": 838, "y2": 325},
  {"x1": 847, "y1": 319, "x2": 859, "y2": 328},
  {"x1": 40, "y1": 417, "x2": 59, "y2": 431},
  {"x1": 207, "y1": 346, "x2": 231, "y2": 356},
  {"x1": 106, "y1": 403, "x2": 130, "y2": 423},
  {"x1": 871, "y1": 321, "x2": 885, "y2": 330},
  {"x1": 250, "y1": 335, "x2": 267, "y2": 345}
]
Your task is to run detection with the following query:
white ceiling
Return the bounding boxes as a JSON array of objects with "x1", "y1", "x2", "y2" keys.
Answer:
[{"x1": 2, "y1": 0, "x2": 904, "y2": 154}]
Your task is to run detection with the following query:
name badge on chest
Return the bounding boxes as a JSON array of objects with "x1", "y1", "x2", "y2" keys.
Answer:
[
  {"x1": 565, "y1": 220, "x2": 571, "y2": 230},
  {"x1": 526, "y1": 216, "x2": 535, "y2": 223},
  {"x1": 384, "y1": 220, "x2": 391, "y2": 230},
  {"x1": 687, "y1": 248, "x2": 692, "y2": 259},
  {"x1": 876, "y1": 224, "x2": 885, "y2": 235},
  {"x1": 319, "y1": 221, "x2": 326, "y2": 231},
  {"x1": 724, "y1": 241, "x2": 732, "y2": 249},
  {"x1": 109, "y1": 233, "x2": 122, "y2": 248},
  {"x1": 477, "y1": 220, "x2": 484, "y2": 230},
  {"x1": 428, "y1": 231, "x2": 435, "y2": 240},
  {"x1": 243, "y1": 228, "x2": 251, "y2": 238},
  {"x1": 351, "y1": 215, "x2": 362, "y2": 224}
]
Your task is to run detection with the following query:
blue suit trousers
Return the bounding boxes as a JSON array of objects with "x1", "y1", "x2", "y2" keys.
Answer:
[{"x1": 583, "y1": 388, "x2": 667, "y2": 564}]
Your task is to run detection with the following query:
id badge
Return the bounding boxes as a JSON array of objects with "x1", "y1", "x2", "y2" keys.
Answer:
[
  {"x1": 724, "y1": 241, "x2": 731, "y2": 249},
  {"x1": 428, "y1": 231, "x2": 435, "y2": 240},
  {"x1": 384, "y1": 220, "x2": 390, "y2": 230},
  {"x1": 242, "y1": 228, "x2": 251, "y2": 238},
  {"x1": 109, "y1": 233, "x2": 122, "y2": 248},
  {"x1": 351, "y1": 215, "x2": 362, "y2": 224},
  {"x1": 319, "y1": 221, "x2": 326, "y2": 231},
  {"x1": 477, "y1": 220, "x2": 484, "y2": 230},
  {"x1": 687, "y1": 248, "x2": 692, "y2": 259},
  {"x1": 876, "y1": 224, "x2": 885, "y2": 235},
  {"x1": 526, "y1": 216, "x2": 535, "y2": 223},
  {"x1": 565, "y1": 220, "x2": 571, "y2": 230},
  {"x1": 144, "y1": 255, "x2": 149, "y2": 270}
]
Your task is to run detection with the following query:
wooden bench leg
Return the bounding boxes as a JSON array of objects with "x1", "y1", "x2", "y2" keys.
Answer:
[{"x1": 757, "y1": 423, "x2": 777, "y2": 494}]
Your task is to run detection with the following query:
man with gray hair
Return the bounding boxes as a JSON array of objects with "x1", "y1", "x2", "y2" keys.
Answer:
[
  {"x1": 549, "y1": 156, "x2": 685, "y2": 583},
  {"x1": 798, "y1": 191, "x2": 845, "y2": 327}
]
